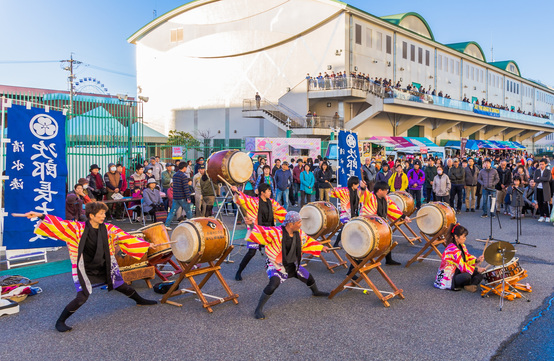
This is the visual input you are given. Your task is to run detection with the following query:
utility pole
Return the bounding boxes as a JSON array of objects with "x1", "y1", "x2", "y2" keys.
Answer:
[{"x1": 60, "y1": 54, "x2": 82, "y2": 116}]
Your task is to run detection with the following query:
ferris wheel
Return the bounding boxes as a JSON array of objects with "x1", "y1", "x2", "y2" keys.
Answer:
[{"x1": 74, "y1": 77, "x2": 109, "y2": 95}]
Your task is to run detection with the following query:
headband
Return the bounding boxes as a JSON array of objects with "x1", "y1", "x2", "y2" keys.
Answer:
[{"x1": 451, "y1": 223, "x2": 459, "y2": 234}]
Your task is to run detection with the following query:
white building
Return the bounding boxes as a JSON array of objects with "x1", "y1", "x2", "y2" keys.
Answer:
[{"x1": 129, "y1": 0, "x2": 554, "y2": 146}]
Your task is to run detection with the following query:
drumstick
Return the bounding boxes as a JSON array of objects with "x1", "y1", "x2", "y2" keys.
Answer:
[
  {"x1": 217, "y1": 175, "x2": 234, "y2": 190},
  {"x1": 11, "y1": 213, "x2": 29, "y2": 218},
  {"x1": 148, "y1": 241, "x2": 177, "y2": 247},
  {"x1": 406, "y1": 213, "x2": 428, "y2": 221},
  {"x1": 482, "y1": 238, "x2": 490, "y2": 258},
  {"x1": 326, "y1": 247, "x2": 341, "y2": 251}
]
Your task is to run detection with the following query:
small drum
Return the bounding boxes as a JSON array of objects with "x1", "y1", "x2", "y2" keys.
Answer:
[
  {"x1": 341, "y1": 215, "x2": 392, "y2": 259},
  {"x1": 299, "y1": 201, "x2": 339, "y2": 236},
  {"x1": 416, "y1": 202, "x2": 456, "y2": 236},
  {"x1": 115, "y1": 232, "x2": 149, "y2": 271},
  {"x1": 388, "y1": 191, "x2": 416, "y2": 216},
  {"x1": 483, "y1": 258, "x2": 524, "y2": 285},
  {"x1": 207, "y1": 150, "x2": 253, "y2": 185},
  {"x1": 138, "y1": 222, "x2": 172, "y2": 260},
  {"x1": 170, "y1": 217, "x2": 230, "y2": 263}
]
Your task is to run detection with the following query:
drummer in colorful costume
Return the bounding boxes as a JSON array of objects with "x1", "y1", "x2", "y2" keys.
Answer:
[
  {"x1": 25, "y1": 202, "x2": 156, "y2": 333},
  {"x1": 360, "y1": 181, "x2": 409, "y2": 265},
  {"x1": 434, "y1": 223, "x2": 485, "y2": 292},
  {"x1": 245, "y1": 211, "x2": 329, "y2": 319},
  {"x1": 231, "y1": 183, "x2": 287, "y2": 281},
  {"x1": 330, "y1": 176, "x2": 364, "y2": 249}
]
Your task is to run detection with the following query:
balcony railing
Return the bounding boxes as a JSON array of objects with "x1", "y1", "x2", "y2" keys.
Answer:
[
  {"x1": 308, "y1": 76, "x2": 386, "y2": 98},
  {"x1": 387, "y1": 89, "x2": 554, "y2": 127}
]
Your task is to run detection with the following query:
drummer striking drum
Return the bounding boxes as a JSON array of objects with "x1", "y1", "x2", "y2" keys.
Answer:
[
  {"x1": 231, "y1": 183, "x2": 287, "y2": 281},
  {"x1": 244, "y1": 211, "x2": 329, "y2": 319},
  {"x1": 24, "y1": 202, "x2": 157, "y2": 332}
]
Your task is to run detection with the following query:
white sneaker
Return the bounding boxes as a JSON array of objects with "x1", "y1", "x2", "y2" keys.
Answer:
[
  {"x1": 538, "y1": 217, "x2": 545, "y2": 222},
  {"x1": 545, "y1": 218, "x2": 551, "y2": 223}
]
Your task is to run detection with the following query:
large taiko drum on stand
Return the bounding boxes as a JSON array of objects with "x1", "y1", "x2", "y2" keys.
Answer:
[
  {"x1": 170, "y1": 217, "x2": 230, "y2": 263},
  {"x1": 416, "y1": 202, "x2": 456, "y2": 236},
  {"x1": 115, "y1": 231, "x2": 149, "y2": 271},
  {"x1": 207, "y1": 150, "x2": 253, "y2": 185},
  {"x1": 341, "y1": 215, "x2": 392, "y2": 260},
  {"x1": 299, "y1": 201, "x2": 339, "y2": 236},
  {"x1": 388, "y1": 191, "x2": 416, "y2": 216},
  {"x1": 138, "y1": 222, "x2": 172, "y2": 260}
]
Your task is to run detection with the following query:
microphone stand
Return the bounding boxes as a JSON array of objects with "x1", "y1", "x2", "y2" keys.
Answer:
[
  {"x1": 510, "y1": 187, "x2": 536, "y2": 248},
  {"x1": 484, "y1": 190, "x2": 506, "y2": 244}
]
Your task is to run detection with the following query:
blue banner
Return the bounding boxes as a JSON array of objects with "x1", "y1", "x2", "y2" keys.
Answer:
[
  {"x1": 5, "y1": 104, "x2": 67, "y2": 249},
  {"x1": 337, "y1": 130, "x2": 362, "y2": 188},
  {"x1": 473, "y1": 104, "x2": 500, "y2": 118}
]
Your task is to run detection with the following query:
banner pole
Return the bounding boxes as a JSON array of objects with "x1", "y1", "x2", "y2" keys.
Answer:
[{"x1": 0, "y1": 97, "x2": 6, "y2": 247}]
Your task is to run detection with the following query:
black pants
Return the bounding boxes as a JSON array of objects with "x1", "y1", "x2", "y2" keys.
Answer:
[
  {"x1": 476, "y1": 183, "x2": 482, "y2": 209},
  {"x1": 237, "y1": 247, "x2": 263, "y2": 273},
  {"x1": 436, "y1": 195, "x2": 449, "y2": 203},
  {"x1": 300, "y1": 191, "x2": 312, "y2": 207},
  {"x1": 451, "y1": 269, "x2": 483, "y2": 289},
  {"x1": 425, "y1": 187, "x2": 434, "y2": 203},
  {"x1": 263, "y1": 272, "x2": 314, "y2": 295},
  {"x1": 450, "y1": 185, "x2": 464, "y2": 211},
  {"x1": 65, "y1": 283, "x2": 136, "y2": 313},
  {"x1": 537, "y1": 189, "x2": 550, "y2": 217},
  {"x1": 409, "y1": 189, "x2": 422, "y2": 208}
]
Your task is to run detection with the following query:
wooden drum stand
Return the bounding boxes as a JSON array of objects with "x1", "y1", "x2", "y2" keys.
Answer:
[
  {"x1": 329, "y1": 242, "x2": 405, "y2": 307},
  {"x1": 405, "y1": 230, "x2": 447, "y2": 268},
  {"x1": 160, "y1": 246, "x2": 239, "y2": 313},
  {"x1": 389, "y1": 216, "x2": 421, "y2": 245}
]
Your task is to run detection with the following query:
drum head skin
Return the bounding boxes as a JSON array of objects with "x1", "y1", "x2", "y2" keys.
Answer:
[
  {"x1": 388, "y1": 194, "x2": 405, "y2": 213},
  {"x1": 171, "y1": 222, "x2": 201, "y2": 263},
  {"x1": 341, "y1": 219, "x2": 375, "y2": 259},
  {"x1": 416, "y1": 205, "x2": 443, "y2": 235},
  {"x1": 229, "y1": 151, "x2": 254, "y2": 183},
  {"x1": 299, "y1": 204, "x2": 323, "y2": 236}
]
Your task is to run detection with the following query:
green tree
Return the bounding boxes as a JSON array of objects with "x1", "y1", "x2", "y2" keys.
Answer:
[{"x1": 167, "y1": 130, "x2": 201, "y2": 147}]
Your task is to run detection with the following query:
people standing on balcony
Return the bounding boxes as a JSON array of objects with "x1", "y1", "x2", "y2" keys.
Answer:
[
  {"x1": 300, "y1": 164, "x2": 315, "y2": 207},
  {"x1": 407, "y1": 161, "x2": 425, "y2": 209},
  {"x1": 274, "y1": 161, "x2": 293, "y2": 210},
  {"x1": 533, "y1": 158, "x2": 552, "y2": 223},
  {"x1": 306, "y1": 110, "x2": 313, "y2": 127},
  {"x1": 388, "y1": 164, "x2": 408, "y2": 192},
  {"x1": 464, "y1": 158, "x2": 479, "y2": 212},
  {"x1": 255, "y1": 92, "x2": 261, "y2": 109},
  {"x1": 317, "y1": 73, "x2": 324, "y2": 89},
  {"x1": 424, "y1": 158, "x2": 437, "y2": 203},
  {"x1": 495, "y1": 161, "x2": 513, "y2": 215},
  {"x1": 255, "y1": 165, "x2": 275, "y2": 197},
  {"x1": 272, "y1": 159, "x2": 281, "y2": 177},
  {"x1": 448, "y1": 159, "x2": 465, "y2": 214},
  {"x1": 316, "y1": 161, "x2": 333, "y2": 202}
]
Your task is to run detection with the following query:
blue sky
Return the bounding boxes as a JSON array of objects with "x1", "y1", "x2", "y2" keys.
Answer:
[{"x1": 1, "y1": 0, "x2": 552, "y2": 95}]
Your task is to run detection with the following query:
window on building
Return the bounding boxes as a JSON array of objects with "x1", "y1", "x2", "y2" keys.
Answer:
[
  {"x1": 425, "y1": 50, "x2": 430, "y2": 66},
  {"x1": 480, "y1": 70, "x2": 483, "y2": 83},
  {"x1": 386, "y1": 35, "x2": 392, "y2": 54},
  {"x1": 170, "y1": 28, "x2": 184, "y2": 43},
  {"x1": 402, "y1": 41, "x2": 408, "y2": 59},
  {"x1": 418, "y1": 47, "x2": 423, "y2": 64},
  {"x1": 410, "y1": 44, "x2": 415, "y2": 62},
  {"x1": 366, "y1": 28, "x2": 372, "y2": 48},
  {"x1": 376, "y1": 32, "x2": 382, "y2": 51},
  {"x1": 450, "y1": 59, "x2": 454, "y2": 74},
  {"x1": 355, "y1": 24, "x2": 362, "y2": 45},
  {"x1": 444, "y1": 57, "x2": 448, "y2": 72},
  {"x1": 471, "y1": 67, "x2": 474, "y2": 81},
  {"x1": 456, "y1": 61, "x2": 460, "y2": 75},
  {"x1": 438, "y1": 55, "x2": 442, "y2": 70},
  {"x1": 465, "y1": 65, "x2": 469, "y2": 79}
]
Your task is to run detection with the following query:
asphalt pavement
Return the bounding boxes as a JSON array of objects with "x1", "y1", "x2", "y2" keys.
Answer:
[{"x1": 1, "y1": 204, "x2": 553, "y2": 361}]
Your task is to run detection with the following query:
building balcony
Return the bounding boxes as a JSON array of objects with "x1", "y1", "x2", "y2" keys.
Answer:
[{"x1": 307, "y1": 76, "x2": 386, "y2": 100}]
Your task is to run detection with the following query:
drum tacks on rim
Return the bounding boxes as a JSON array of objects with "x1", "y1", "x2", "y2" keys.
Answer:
[
  {"x1": 299, "y1": 201, "x2": 339, "y2": 236},
  {"x1": 340, "y1": 215, "x2": 392, "y2": 260},
  {"x1": 388, "y1": 191, "x2": 416, "y2": 216},
  {"x1": 170, "y1": 217, "x2": 230, "y2": 263},
  {"x1": 415, "y1": 202, "x2": 456, "y2": 236}
]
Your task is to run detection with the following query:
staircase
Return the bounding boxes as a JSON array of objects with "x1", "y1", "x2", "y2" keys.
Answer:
[{"x1": 242, "y1": 98, "x2": 304, "y2": 131}]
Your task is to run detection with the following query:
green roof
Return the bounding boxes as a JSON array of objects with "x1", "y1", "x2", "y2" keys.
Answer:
[
  {"x1": 488, "y1": 61, "x2": 521, "y2": 76},
  {"x1": 67, "y1": 107, "x2": 126, "y2": 136},
  {"x1": 380, "y1": 12, "x2": 435, "y2": 41},
  {"x1": 131, "y1": 122, "x2": 168, "y2": 143},
  {"x1": 445, "y1": 41, "x2": 487, "y2": 62}
]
